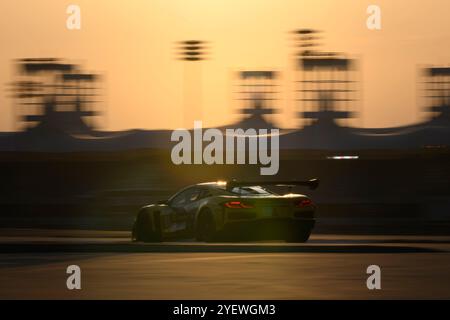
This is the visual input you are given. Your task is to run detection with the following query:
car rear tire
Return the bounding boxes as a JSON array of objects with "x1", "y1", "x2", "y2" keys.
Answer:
[
  {"x1": 196, "y1": 208, "x2": 216, "y2": 242},
  {"x1": 285, "y1": 227, "x2": 312, "y2": 243},
  {"x1": 133, "y1": 209, "x2": 162, "y2": 243}
]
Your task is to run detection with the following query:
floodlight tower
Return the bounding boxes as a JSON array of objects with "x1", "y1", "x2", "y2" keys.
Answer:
[
  {"x1": 235, "y1": 70, "x2": 279, "y2": 129},
  {"x1": 61, "y1": 72, "x2": 101, "y2": 129},
  {"x1": 11, "y1": 58, "x2": 102, "y2": 134},
  {"x1": 11, "y1": 58, "x2": 74, "y2": 129},
  {"x1": 422, "y1": 66, "x2": 450, "y2": 125},
  {"x1": 176, "y1": 40, "x2": 208, "y2": 128},
  {"x1": 293, "y1": 29, "x2": 358, "y2": 127},
  {"x1": 293, "y1": 28, "x2": 322, "y2": 58}
]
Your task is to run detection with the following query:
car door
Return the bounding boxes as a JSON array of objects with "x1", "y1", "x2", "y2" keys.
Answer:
[
  {"x1": 167, "y1": 188, "x2": 192, "y2": 234},
  {"x1": 182, "y1": 187, "x2": 207, "y2": 233},
  {"x1": 169, "y1": 187, "x2": 204, "y2": 235}
]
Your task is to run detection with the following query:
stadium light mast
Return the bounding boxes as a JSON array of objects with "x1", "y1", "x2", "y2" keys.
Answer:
[
  {"x1": 10, "y1": 58, "x2": 102, "y2": 133},
  {"x1": 422, "y1": 66, "x2": 450, "y2": 124},
  {"x1": 234, "y1": 70, "x2": 279, "y2": 129},
  {"x1": 292, "y1": 29, "x2": 358, "y2": 128},
  {"x1": 176, "y1": 40, "x2": 208, "y2": 129}
]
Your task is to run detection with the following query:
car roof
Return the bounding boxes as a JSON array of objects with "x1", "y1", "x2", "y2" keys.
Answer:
[
  {"x1": 195, "y1": 182, "x2": 226, "y2": 190},
  {"x1": 197, "y1": 182, "x2": 223, "y2": 186}
]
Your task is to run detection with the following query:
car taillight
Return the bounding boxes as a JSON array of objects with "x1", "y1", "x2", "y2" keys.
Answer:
[
  {"x1": 224, "y1": 201, "x2": 254, "y2": 209},
  {"x1": 296, "y1": 198, "x2": 313, "y2": 207}
]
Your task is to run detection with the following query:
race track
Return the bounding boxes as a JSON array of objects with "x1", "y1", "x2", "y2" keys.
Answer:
[{"x1": 1, "y1": 230, "x2": 450, "y2": 299}]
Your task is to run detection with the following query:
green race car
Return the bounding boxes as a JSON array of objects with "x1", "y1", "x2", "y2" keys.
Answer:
[{"x1": 132, "y1": 179, "x2": 319, "y2": 243}]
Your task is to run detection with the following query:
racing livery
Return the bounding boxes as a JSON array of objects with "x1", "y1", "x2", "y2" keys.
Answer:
[{"x1": 132, "y1": 179, "x2": 319, "y2": 242}]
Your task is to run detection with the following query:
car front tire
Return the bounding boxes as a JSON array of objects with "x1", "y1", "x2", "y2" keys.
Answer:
[{"x1": 133, "y1": 209, "x2": 162, "y2": 243}]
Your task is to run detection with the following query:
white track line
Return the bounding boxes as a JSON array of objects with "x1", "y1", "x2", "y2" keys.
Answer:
[{"x1": 147, "y1": 253, "x2": 293, "y2": 263}]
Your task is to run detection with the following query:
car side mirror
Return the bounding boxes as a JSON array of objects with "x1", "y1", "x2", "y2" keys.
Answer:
[{"x1": 157, "y1": 199, "x2": 169, "y2": 205}]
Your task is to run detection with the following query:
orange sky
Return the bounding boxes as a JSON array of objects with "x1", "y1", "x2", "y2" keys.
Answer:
[{"x1": 1, "y1": 0, "x2": 450, "y2": 131}]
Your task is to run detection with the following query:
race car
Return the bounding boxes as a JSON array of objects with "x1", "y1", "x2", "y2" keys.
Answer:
[{"x1": 131, "y1": 179, "x2": 319, "y2": 243}]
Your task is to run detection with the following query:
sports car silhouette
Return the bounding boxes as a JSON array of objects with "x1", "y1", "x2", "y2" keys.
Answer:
[{"x1": 132, "y1": 179, "x2": 319, "y2": 242}]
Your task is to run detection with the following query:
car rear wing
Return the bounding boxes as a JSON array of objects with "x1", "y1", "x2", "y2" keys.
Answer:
[{"x1": 226, "y1": 178, "x2": 320, "y2": 191}]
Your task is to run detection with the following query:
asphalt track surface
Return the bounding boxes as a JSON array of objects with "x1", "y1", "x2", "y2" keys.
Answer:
[{"x1": 0, "y1": 229, "x2": 450, "y2": 299}]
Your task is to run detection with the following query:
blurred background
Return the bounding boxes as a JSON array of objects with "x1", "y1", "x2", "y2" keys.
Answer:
[{"x1": 0, "y1": 0, "x2": 449, "y2": 234}]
